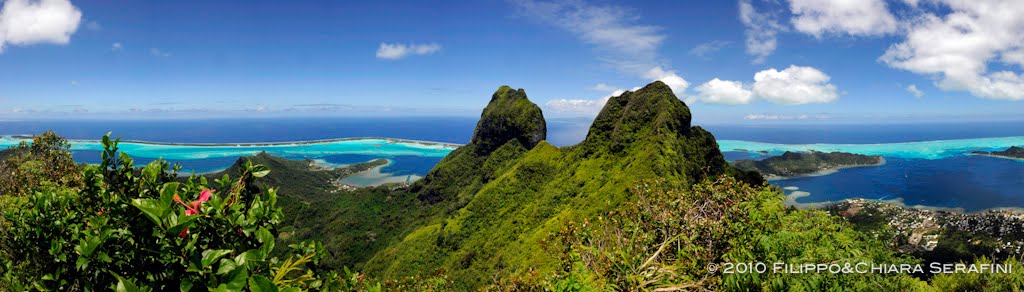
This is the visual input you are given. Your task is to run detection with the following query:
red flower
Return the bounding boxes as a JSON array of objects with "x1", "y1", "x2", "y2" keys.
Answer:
[
  {"x1": 174, "y1": 190, "x2": 214, "y2": 238},
  {"x1": 175, "y1": 190, "x2": 213, "y2": 216}
]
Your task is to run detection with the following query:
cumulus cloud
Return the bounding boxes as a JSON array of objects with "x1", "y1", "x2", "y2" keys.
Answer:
[
  {"x1": 375, "y1": 42, "x2": 441, "y2": 60},
  {"x1": 644, "y1": 66, "x2": 689, "y2": 95},
  {"x1": 739, "y1": 0, "x2": 784, "y2": 63},
  {"x1": 694, "y1": 78, "x2": 754, "y2": 105},
  {"x1": 111, "y1": 42, "x2": 122, "y2": 51},
  {"x1": 879, "y1": 1, "x2": 1024, "y2": 100},
  {"x1": 788, "y1": 0, "x2": 898, "y2": 37},
  {"x1": 906, "y1": 84, "x2": 924, "y2": 97},
  {"x1": 753, "y1": 65, "x2": 839, "y2": 104},
  {"x1": 0, "y1": 0, "x2": 82, "y2": 52},
  {"x1": 694, "y1": 65, "x2": 838, "y2": 105},
  {"x1": 548, "y1": 68, "x2": 703, "y2": 111}
]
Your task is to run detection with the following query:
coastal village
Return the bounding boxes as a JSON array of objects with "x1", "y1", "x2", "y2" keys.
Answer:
[{"x1": 829, "y1": 199, "x2": 1024, "y2": 258}]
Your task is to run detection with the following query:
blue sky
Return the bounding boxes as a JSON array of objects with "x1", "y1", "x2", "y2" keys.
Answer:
[{"x1": 0, "y1": 0, "x2": 1022, "y2": 124}]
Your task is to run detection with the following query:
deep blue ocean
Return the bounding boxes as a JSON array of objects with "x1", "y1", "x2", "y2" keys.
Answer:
[{"x1": 2, "y1": 118, "x2": 1024, "y2": 211}]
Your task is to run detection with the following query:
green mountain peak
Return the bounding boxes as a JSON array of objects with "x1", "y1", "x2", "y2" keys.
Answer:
[
  {"x1": 413, "y1": 85, "x2": 546, "y2": 204},
  {"x1": 369, "y1": 81, "x2": 757, "y2": 288},
  {"x1": 586, "y1": 80, "x2": 692, "y2": 147},
  {"x1": 471, "y1": 85, "x2": 547, "y2": 153}
]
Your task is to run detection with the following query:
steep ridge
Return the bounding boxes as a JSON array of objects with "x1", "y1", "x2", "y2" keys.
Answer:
[
  {"x1": 366, "y1": 81, "x2": 755, "y2": 288},
  {"x1": 410, "y1": 85, "x2": 547, "y2": 206}
]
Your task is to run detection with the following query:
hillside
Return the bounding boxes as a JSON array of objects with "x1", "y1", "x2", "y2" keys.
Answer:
[
  {"x1": 972, "y1": 146, "x2": 1024, "y2": 160},
  {"x1": 362, "y1": 81, "x2": 767, "y2": 288},
  {"x1": 733, "y1": 151, "x2": 884, "y2": 179},
  {"x1": 199, "y1": 152, "x2": 427, "y2": 267},
  {"x1": 4, "y1": 86, "x2": 1017, "y2": 290}
]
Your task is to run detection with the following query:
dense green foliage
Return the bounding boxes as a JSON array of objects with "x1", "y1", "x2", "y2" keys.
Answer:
[
  {"x1": 0, "y1": 131, "x2": 83, "y2": 197},
  {"x1": 733, "y1": 151, "x2": 883, "y2": 178},
  {"x1": 520, "y1": 177, "x2": 927, "y2": 290},
  {"x1": 0, "y1": 134, "x2": 352, "y2": 291},
  {"x1": 200, "y1": 153, "x2": 424, "y2": 271},
  {"x1": 2, "y1": 82, "x2": 1022, "y2": 290},
  {"x1": 364, "y1": 82, "x2": 765, "y2": 288},
  {"x1": 413, "y1": 85, "x2": 544, "y2": 206}
]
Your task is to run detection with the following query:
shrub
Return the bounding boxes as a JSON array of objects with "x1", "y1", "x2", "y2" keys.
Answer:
[
  {"x1": 0, "y1": 130, "x2": 83, "y2": 197},
  {"x1": 0, "y1": 134, "x2": 330, "y2": 291}
]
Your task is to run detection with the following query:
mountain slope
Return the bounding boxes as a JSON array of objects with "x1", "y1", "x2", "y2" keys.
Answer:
[
  {"x1": 365, "y1": 81, "x2": 751, "y2": 288},
  {"x1": 410, "y1": 85, "x2": 546, "y2": 208}
]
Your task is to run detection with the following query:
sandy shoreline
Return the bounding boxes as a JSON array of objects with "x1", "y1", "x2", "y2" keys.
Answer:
[{"x1": 338, "y1": 158, "x2": 423, "y2": 187}]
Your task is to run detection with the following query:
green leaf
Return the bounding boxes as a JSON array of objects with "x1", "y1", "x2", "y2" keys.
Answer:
[
  {"x1": 131, "y1": 198, "x2": 166, "y2": 226},
  {"x1": 113, "y1": 274, "x2": 147, "y2": 292},
  {"x1": 216, "y1": 258, "x2": 238, "y2": 275},
  {"x1": 102, "y1": 133, "x2": 112, "y2": 149},
  {"x1": 248, "y1": 275, "x2": 277, "y2": 292},
  {"x1": 179, "y1": 278, "x2": 193, "y2": 292},
  {"x1": 141, "y1": 160, "x2": 162, "y2": 182},
  {"x1": 160, "y1": 182, "x2": 180, "y2": 209},
  {"x1": 201, "y1": 249, "x2": 233, "y2": 269},
  {"x1": 251, "y1": 165, "x2": 271, "y2": 178},
  {"x1": 75, "y1": 234, "x2": 103, "y2": 257},
  {"x1": 222, "y1": 265, "x2": 249, "y2": 291},
  {"x1": 167, "y1": 214, "x2": 199, "y2": 237}
]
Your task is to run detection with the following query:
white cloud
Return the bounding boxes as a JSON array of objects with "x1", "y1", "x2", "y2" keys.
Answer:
[
  {"x1": 739, "y1": 0, "x2": 783, "y2": 63},
  {"x1": 513, "y1": 0, "x2": 697, "y2": 107},
  {"x1": 149, "y1": 47, "x2": 170, "y2": 57},
  {"x1": 695, "y1": 78, "x2": 754, "y2": 105},
  {"x1": 788, "y1": 0, "x2": 898, "y2": 37},
  {"x1": 906, "y1": 84, "x2": 924, "y2": 97},
  {"x1": 689, "y1": 40, "x2": 730, "y2": 58},
  {"x1": 546, "y1": 88, "x2": 627, "y2": 113},
  {"x1": 694, "y1": 65, "x2": 838, "y2": 105},
  {"x1": 753, "y1": 65, "x2": 839, "y2": 105},
  {"x1": 111, "y1": 42, "x2": 122, "y2": 51},
  {"x1": 0, "y1": 0, "x2": 82, "y2": 52},
  {"x1": 644, "y1": 66, "x2": 689, "y2": 95},
  {"x1": 510, "y1": 0, "x2": 663, "y2": 68},
  {"x1": 375, "y1": 42, "x2": 441, "y2": 60},
  {"x1": 880, "y1": 0, "x2": 1024, "y2": 101},
  {"x1": 591, "y1": 83, "x2": 617, "y2": 91},
  {"x1": 1002, "y1": 48, "x2": 1024, "y2": 68}
]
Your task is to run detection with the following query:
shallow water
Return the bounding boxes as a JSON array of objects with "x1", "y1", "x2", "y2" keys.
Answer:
[
  {"x1": 718, "y1": 136, "x2": 1024, "y2": 160},
  {"x1": 0, "y1": 136, "x2": 454, "y2": 176}
]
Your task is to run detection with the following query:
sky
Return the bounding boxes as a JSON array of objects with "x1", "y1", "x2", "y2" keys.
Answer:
[{"x1": 0, "y1": 0, "x2": 1023, "y2": 124}]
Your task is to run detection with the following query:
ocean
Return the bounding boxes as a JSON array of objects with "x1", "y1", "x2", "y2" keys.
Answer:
[{"x1": 2, "y1": 118, "x2": 1023, "y2": 211}]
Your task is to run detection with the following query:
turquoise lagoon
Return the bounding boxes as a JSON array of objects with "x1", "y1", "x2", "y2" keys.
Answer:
[
  {"x1": 718, "y1": 137, "x2": 1024, "y2": 211},
  {"x1": 3, "y1": 135, "x2": 1023, "y2": 210},
  {"x1": 0, "y1": 136, "x2": 457, "y2": 187},
  {"x1": 717, "y1": 136, "x2": 1024, "y2": 160}
]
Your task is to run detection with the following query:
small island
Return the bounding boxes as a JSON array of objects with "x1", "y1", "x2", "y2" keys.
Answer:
[
  {"x1": 733, "y1": 151, "x2": 885, "y2": 180},
  {"x1": 971, "y1": 146, "x2": 1024, "y2": 161}
]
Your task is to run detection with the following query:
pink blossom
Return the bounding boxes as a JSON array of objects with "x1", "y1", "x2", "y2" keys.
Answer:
[{"x1": 174, "y1": 190, "x2": 215, "y2": 237}]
